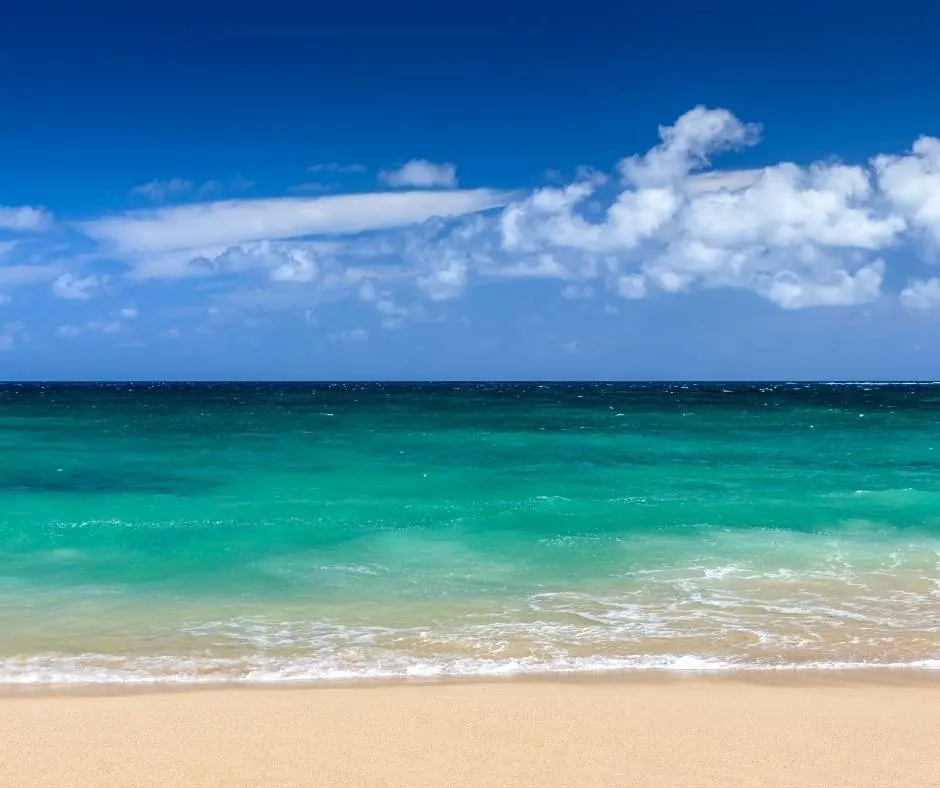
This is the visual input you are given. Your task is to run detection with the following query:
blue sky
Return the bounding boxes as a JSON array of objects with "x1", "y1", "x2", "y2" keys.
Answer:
[{"x1": 1, "y1": 0, "x2": 940, "y2": 380}]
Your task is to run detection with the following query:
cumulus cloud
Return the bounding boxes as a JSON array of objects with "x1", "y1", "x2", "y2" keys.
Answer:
[
  {"x1": 900, "y1": 277, "x2": 940, "y2": 310},
  {"x1": 367, "y1": 105, "x2": 919, "y2": 311},
  {"x1": 52, "y1": 273, "x2": 101, "y2": 300},
  {"x1": 0, "y1": 205, "x2": 54, "y2": 231},
  {"x1": 380, "y1": 160, "x2": 458, "y2": 189},
  {"x1": 873, "y1": 136, "x2": 940, "y2": 246}
]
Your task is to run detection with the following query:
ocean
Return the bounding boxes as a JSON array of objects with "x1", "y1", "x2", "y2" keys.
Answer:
[{"x1": 0, "y1": 382, "x2": 938, "y2": 686}]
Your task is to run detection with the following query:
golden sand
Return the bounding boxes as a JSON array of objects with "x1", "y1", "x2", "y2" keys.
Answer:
[{"x1": 1, "y1": 678, "x2": 938, "y2": 787}]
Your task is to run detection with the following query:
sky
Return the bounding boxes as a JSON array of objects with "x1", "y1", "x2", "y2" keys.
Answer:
[{"x1": 1, "y1": 0, "x2": 940, "y2": 380}]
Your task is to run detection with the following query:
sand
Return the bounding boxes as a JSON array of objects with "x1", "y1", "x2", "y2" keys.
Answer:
[{"x1": 1, "y1": 678, "x2": 938, "y2": 787}]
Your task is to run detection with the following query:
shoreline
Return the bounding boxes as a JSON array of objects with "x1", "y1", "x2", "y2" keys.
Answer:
[
  {"x1": 2, "y1": 679, "x2": 939, "y2": 786},
  {"x1": 2, "y1": 663, "x2": 940, "y2": 698}
]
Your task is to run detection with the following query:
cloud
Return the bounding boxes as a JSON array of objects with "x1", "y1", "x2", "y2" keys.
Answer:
[
  {"x1": 358, "y1": 279, "x2": 418, "y2": 327},
  {"x1": 196, "y1": 176, "x2": 255, "y2": 200},
  {"x1": 873, "y1": 136, "x2": 940, "y2": 246},
  {"x1": 32, "y1": 104, "x2": 940, "y2": 325},
  {"x1": 900, "y1": 277, "x2": 940, "y2": 310},
  {"x1": 56, "y1": 320, "x2": 123, "y2": 338},
  {"x1": 131, "y1": 176, "x2": 254, "y2": 203},
  {"x1": 131, "y1": 178, "x2": 194, "y2": 202},
  {"x1": 619, "y1": 106, "x2": 760, "y2": 187},
  {"x1": 561, "y1": 284, "x2": 595, "y2": 299},
  {"x1": 118, "y1": 307, "x2": 138, "y2": 319},
  {"x1": 380, "y1": 160, "x2": 458, "y2": 189},
  {"x1": 52, "y1": 273, "x2": 101, "y2": 300},
  {"x1": 77, "y1": 189, "x2": 511, "y2": 279},
  {"x1": 682, "y1": 169, "x2": 765, "y2": 196},
  {"x1": 0, "y1": 264, "x2": 61, "y2": 288},
  {"x1": 367, "y1": 105, "x2": 914, "y2": 310},
  {"x1": 308, "y1": 163, "x2": 367, "y2": 174},
  {"x1": 0, "y1": 205, "x2": 54, "y2": 232}
]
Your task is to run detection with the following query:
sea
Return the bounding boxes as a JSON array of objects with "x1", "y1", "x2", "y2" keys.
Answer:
[{"x1": 0, "y1": 382, "x2": 938, "y2": 687}]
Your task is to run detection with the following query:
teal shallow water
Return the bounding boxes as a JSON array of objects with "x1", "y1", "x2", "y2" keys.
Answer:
[{"x1": 0, "y1": 382, "x2": 938, "y2": 684}]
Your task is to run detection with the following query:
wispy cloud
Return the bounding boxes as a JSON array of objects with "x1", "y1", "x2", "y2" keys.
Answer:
[
  {"x1": 130, "y1": 178, "x2": 194, "y2": 202},
  {"x1": 328, "y1": 327, "x2": 369, "y2": 342},
  {"x1": 77, "y1": 189, "x2": 512, "y2": 279},
  {"x1": 307, "y1": 163, "x2": 367, "y2": 174},
  {"x1": 131, "y1": 176, "x2": 254, "y2": 203},
  {"x1": 56, "y1": 320, "x2": 123, "y2": 338}
]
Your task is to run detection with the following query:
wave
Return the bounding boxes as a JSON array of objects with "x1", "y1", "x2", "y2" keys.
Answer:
[{"x1": 1, "y1": 652, "x2": 939, "y2": 687}]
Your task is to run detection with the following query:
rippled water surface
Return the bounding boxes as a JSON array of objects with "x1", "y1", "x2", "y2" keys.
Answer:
[{"x1": 0, "y1": 382, "x2": 938, "y2": 684}]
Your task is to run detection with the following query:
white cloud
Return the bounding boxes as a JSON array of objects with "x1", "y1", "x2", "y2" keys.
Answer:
[
  {"x1": 900, "y1": 277, "x2": 940, "y2": 310},
  {"x1": 874, "y1": 136, "x2": 940, "y2": 246},
  {"x1": 416, "y1": 105, "x2": 910, "y2": 310},
  {"x1": 131, "y1": 178, "x2": 194, "y2": 202},
  {"x1": 78, "y1": 190, "x2": 510, "y2": 279},
  {"x1": 682, "y1": 169, "x2": 765, "y2": 196},
  {"x1": 0, "y1": 205, "x2": 54, "y2": 231},
  {"x1": 620, "y1": 106, "x2": 760, "y2": 187},
  {"x1": 269, "y1": 250, "x2": 320, "y2": 283},
  {"x1": 119, "y1": 307, "x2": 138, "y2": 319},
  {"x1": 40, "y1": 105, "x2": 940, "y2": 319},
  {"x1": 380, "y1": 160, "x2": 458, "y2": 189},
  {"x1": 415, "y1": 255, "x2": 468, "y2": 301},
  {"x1": 52, "y1": 273, "x2": 101, "y2": 300},
  {"x1": 759, "y1": 260, "x2": 885, "y2": 309}
]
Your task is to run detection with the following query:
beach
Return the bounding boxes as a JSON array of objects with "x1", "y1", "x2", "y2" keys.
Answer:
[
  {"x1": 2, "y1": 678, "x2": 939, "y2": 787},
  {"x1": 2, "y1": 383, "x2": 939, "y2": 785}
]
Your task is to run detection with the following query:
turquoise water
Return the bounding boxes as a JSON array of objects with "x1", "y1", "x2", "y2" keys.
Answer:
[{"x1": 0, "y1": 382, "x2": 938, "y2": 685}]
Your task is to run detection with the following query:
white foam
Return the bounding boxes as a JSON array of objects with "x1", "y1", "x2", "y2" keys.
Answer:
[{"x1": 0, "y1": 652, "x2": 937, "y2": 687}]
